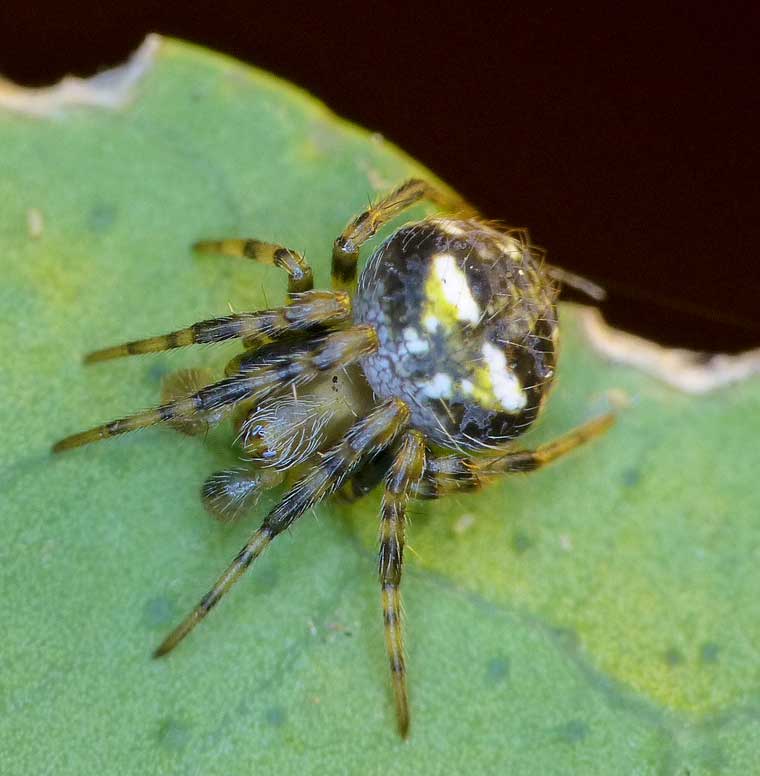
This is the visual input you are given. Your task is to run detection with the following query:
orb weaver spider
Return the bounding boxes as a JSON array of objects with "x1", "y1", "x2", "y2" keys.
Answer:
[{"x1": 53, "y1": 179, "x2": 612, "y2": 737}]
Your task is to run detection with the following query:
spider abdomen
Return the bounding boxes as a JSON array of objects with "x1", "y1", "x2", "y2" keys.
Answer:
[{"x1": 354, "y1": 219, "x2": 559, "y2": 450}]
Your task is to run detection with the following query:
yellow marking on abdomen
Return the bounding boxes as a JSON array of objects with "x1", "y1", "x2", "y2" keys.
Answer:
[{"x1": 421, "y1": 253, "x2": 481, "y2": 333}]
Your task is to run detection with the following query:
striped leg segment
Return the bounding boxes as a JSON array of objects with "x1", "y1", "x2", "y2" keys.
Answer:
[
  {"x1": 52, "y1": 325, "x2": 379, "y2": 453},
  {"x1": 154, "y1": 398, "x2": 411, "y2": 657},
  {"x1": 332, "y1": 178, "x2": 475, "y2": 291},
  {"x1": 194, "y1": 238, "x2": 314, "y2": 295},
  {"x1": 84, "y1": 290, "x2": 350, "y2": 364},
  {"x1": 378, "y1": 430, "x2": 426, "y2": 738},
  {"x1": 415, "y1": 413, "x2": 614, "y2": 499},
  {"x1": 159, "y1": 368, "x2": 231, "y2": 436}
]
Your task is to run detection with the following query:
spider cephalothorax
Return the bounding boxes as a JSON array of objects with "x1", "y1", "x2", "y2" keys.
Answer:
[{"x1": 53, "y1": 179, "x2": 611, "y2": 737}]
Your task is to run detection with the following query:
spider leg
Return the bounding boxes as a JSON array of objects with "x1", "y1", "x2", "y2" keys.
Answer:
[
  {"x1": 84, "y1": 290, "x2": 350, "y2": 363},
  {"x1": 160, "y1": 368, "x2": 226, "y2": 436},
  {"x1": 545, "y1": 265, "x2": 606, "y2": 302},
  {"x1": 378, "y1": 430, "x2": 426, "y2": 738},
  {"x1": 154, "y1": 397, "x2": 410, "y2": 657},
  {"x1": 415, "y1": 412, "x2": 614, "y2": 498},
  {"x1": 52, "y1": 325, "x2": 378, "y2": 453},
  {"x1": 332, "y1": 178, "x2": 476, "y2": 291},
  {"x1": 194, "y1": 238, "x2": 313, "y2": 295}
]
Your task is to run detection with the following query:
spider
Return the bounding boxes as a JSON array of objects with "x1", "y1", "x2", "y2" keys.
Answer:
[{"x1": 53, "y1": 179, "x2": 613, "y2": 737}]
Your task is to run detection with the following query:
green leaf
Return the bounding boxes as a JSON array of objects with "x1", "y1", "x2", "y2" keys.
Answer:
[{"x1": 2, "y1": 36, "x2": 758, "y2": 775}]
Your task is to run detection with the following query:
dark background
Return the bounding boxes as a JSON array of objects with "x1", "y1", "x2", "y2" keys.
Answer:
[{"x1": 2, "y1": 3, "x2": 758, "y2": 352}]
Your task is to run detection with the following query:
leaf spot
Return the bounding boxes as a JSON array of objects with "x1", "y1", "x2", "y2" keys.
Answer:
[
  {"x1": 621, "y1": 467, "x2": 641, "y2": 487},
  {"x1": 662, "y1": 646, "x2": 685, "y2": 667},
  {"x1": 553, "y1": 718, "x2": 589, "y2": 745},
  {"x1": 88, "y1": 203, "x2": 118, "y2": 234},
  {"x1": 511, "y1": 530, "x2": 534, "y2": 555},
  {"x1": 699, "y1": 641, "x2": 720, "y2": 664},
  {"x1": 485, "y1": 656, "x2": 510, "y2": 685},
  {"x1": 142, "y1": 596, "x2": 178, "y2": 629},
  {"x1": 264, "y1": 705, "x2": 287, "y2": 728},
  {"x1": 156, "y1": 717, "x2": 191, "y2": 751}
]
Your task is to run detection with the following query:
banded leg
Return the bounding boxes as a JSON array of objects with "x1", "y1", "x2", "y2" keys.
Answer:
[
  {"x1": 332, "y1": 178, "x2": 476, "y2": 291},
  {"x1": 379, "y1": 430, "x2": 426, "y2": 738},
  {"x1": 52, "y1": 325, "x2": 379, "y2": 453},
  {"x1": 84, "y1": 290, "x2": 350, "y2": 364},
  {"x1": 154, "y1": 398, "x2": 410, "y2": 657},
  {"x1": 160, "y1": 368, "x2": 227, "y2": 436},
  {"x1": 415, "y1": 413, "x2": 614, "y2": 499},
  {"x1": 194, "y1": 238, "x2": 313, "y2": 295}
]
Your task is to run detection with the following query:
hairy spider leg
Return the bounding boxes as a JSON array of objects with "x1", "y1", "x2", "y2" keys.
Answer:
[
  {"x1": 194, "y1": 238, "x2": 314, "y2": 295},
  {"x1": 415, "y1": 412, "x2": 615, "y2": 499},
  {"x1": 331, "y1": 178, "x2": 476, "y2": 291},
  {"x1": 84, "y1": 290, "x2": 350, "y2": 364},
  {"x1": 378, "y1": 430, "x2": 426, "y2": 738},
  {"x1": 154, "y1": 398, "x2": 411, "y2": 657},
  {"x1": 52, "y1": 326, "x2": 378, "y2": 453},
  {"x1": 155, "y1": 367, "x2": 229, "y2": 436}
]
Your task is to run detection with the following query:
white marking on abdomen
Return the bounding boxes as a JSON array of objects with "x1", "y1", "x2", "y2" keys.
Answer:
[
  {"x1": 482, "y1": 342, "x2": 527, "y2": 411},
  {"x1": 402, "y1": 326, "x2": 429, "y2": 355},
  {"x1": 422, "y1": 372, "x2": 454, "y2": 399}
]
